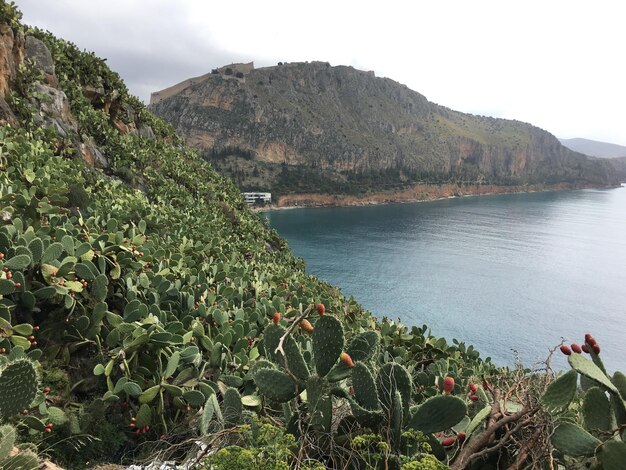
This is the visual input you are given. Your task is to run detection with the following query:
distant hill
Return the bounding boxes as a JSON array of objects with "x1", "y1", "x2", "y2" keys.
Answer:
[
  {"x1": 149, "y1": 62, "x2": 617, "y2": 195},
  {"x1": 559, "y1": 138, "x2": 626, "y2": 158}
]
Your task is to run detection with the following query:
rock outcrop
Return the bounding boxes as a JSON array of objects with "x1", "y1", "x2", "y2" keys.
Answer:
[
  {"x1": 0, "y1": 21, "x2": 23, "y2": 124},
  {"x1": 150, "y1": 62, "x2": 617, "y2": 193},
  {"x1": 0, "y1": 20, "x2": 163, "y2": 172}
]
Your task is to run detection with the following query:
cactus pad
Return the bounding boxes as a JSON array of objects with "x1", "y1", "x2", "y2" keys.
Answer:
[
  {"x1": 568, "y1": 354, "x2": 617, "y2": 394},
  {"x1": 612, "y1": 371, "x2": 626, "y2": 401},
  {"x1": 1, "y1": 452, "x2": 39, "y2": 470},
  {"x1": 0, "y1": 424, "x2": 16, "y2": 461},
  {"x1": 254, "y1": 368, "x2": 297, "y2": 402},
  {"x1": 312, "y1": 316, "x2": 344, "y2": 377},
  {"x1": 582, "y1": 387, "x2": 611, "y2": 431},
  {"x1": 350, "y1": 399, "x2": 384, "y2": 428},
  {"x1": 0, "y1": 358, "x2": 39, "y2": 418},
  {"x1": 263, "y1": 324, "x2": 310, "y2": 382},
  {"x1": 542, "y1": 369, "x2": 577, "y2": 413},
  {"x1": 223, "y1": 388, "x2": 243, "y2": 426},
  {"x1": 466, "y1": 405, "x2": 491, "y2": 438},
  {"x1": 346, "y1": 331, "x2": 380, "y2": 362},
  {"x1": 408, "y1": 395, "x2": 467, "y2": 434},
  {"x1": 307, "y1": 375, "x2": 332, "y2": 432},
  {"x1": 598, "y1": 441, "x2": 626, "y2": 470},
  {"x1": 390, "y1": 390, "x2": 403, "y2": 453},
  {"x1": 551, "y1": 422, "x2": 600, "y2": 457},
  {"x1": 376, "y1": 363, "x2": 412, "y2": 415},
  {"x1": 352, "y1": 362, "x2": 380, "y2": 411}
]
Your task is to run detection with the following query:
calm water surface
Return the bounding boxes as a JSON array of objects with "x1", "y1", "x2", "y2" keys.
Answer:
[{"x1": 264, "y1": 187, "x2": 626, "y2": 371}]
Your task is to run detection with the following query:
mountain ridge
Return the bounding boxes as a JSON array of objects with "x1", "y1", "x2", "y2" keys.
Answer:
[
  {"x1": 559, "y1": 137, "x2": 626, "y2": 158},
  {"x1": 149, "y1": 61, "x2": 618, "y2": 196}
]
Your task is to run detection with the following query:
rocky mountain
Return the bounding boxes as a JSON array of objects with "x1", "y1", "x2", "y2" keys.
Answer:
[
  {"x1": 559, "y1": 137, "x2": 626, "y2": 158},
  {"x1": 149, "y1": 62, "x2": 617, "y2": 196}
]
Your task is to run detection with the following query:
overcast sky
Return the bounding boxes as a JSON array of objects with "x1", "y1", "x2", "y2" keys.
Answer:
[{"x1": 15, "y1": 0, "x2": 626, "y2": 145}]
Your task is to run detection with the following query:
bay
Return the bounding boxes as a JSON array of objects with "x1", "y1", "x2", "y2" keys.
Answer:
[{"x1": 263, "y1": 187, "x2": 626, "y2": 372}]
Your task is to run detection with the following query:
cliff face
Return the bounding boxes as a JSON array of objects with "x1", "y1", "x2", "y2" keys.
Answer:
[
  {"x1": 609, "y1": 157, "x2": 626, "y2": 181},
  {"x1": 150, "y1": 61, "x2": 617, "y2": 193}
]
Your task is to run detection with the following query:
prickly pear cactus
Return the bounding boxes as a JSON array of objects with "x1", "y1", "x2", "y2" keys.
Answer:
[
  {"x1": 582, "y1": 387, "x2": 611, "y2": 431},
  {"x1": 223, "y1": 388, "x2": 243, "y2": 427},
  {"x1": 390, "y1": 390, "x2": 403, "y2": 453},
  {"x1": 307, "y1": 375, "x2": 332, "y2": 432},
  {"x1": 376, "y1": 362, "x2": 412, "y2": 416},
  {"x1": 0, "y1": 358, "x2": 39, "y2": 418},
  {"x1": 254, "y1": 368, "x2": 298, "y2": 403},
  {"x1": 408, "y1": 395, "x2": 467, "y2": 434},
  {"x1": 548, "y1": 336, "x2": 626, "y2": 468},
  {"x1": 551, "y1": 422, "x2": 600, "y2": 457},
  {"x1": 0, "y1": 424, "x2": 16, "y2": 461},
  {"x1": 254, "y1": 315, "x2": 346, "y2": 406},
  {"x1": 541, "y1": 369, "x2": 577, "y2": 413},
  {"x1": 312, "y1": 315, "x2": 344, "y2": 377},
  {"x1": 262, "y1": 324, "x2": 310, "y2": 383},
  {"x1": 0, "y1": 451, "x2": 39, "y2": 470},
  {"x1": 352, "y1": 362, "x2": 379, "y2": 411}
]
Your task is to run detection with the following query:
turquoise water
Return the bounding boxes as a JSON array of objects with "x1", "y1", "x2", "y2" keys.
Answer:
[{"x1": 263, "y1": 187, "x2": 626, "y2": 372}]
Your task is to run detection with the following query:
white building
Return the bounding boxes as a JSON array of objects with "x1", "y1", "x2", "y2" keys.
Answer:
[{"x1": 242, "y1": 192, "x2": 272, "y2": 205}]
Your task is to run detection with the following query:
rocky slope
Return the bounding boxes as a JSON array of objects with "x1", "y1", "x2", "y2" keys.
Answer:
[{"x1": 150, "y1": 62, "x2": 617, "y2": 195}]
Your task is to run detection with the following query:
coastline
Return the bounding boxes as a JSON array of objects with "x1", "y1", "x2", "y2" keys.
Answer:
[{"x1": 252, "y1": 181, "x2": 621, "y2": 212}]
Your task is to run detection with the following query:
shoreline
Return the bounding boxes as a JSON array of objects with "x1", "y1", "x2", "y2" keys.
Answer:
[{"x1": 252, "y1": 181, "x2": 622, "y2": 212}]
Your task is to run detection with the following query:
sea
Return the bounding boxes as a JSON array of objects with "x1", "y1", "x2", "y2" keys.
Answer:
[{"x1": 263, "y1": 186, "x2": 626, "y2": 372}]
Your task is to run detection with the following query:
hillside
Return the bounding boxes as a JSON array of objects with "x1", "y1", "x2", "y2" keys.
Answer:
[
  {"x1": 1, "y1": 3, "x2": 625, "y2": 469},
  {"x1": 149, "y1": 62, "x2": 617, "y2": 197},
  {"x1": 559, "y1": 137, "x2": 626, "y2": 158}
]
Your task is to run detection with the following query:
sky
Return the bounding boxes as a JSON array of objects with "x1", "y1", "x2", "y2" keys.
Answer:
[{"x1": 15, "y1": 0, "x2": 626, "y2": 146}]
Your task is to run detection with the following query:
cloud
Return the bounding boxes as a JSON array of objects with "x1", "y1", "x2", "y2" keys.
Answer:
[{"x1": 16, "y1": 0, "x2": 234, "y2": 102}]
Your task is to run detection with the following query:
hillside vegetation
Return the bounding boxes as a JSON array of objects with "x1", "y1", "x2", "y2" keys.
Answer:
[
  {"x1": 0, "y1": 3, "x2": 625, "y2": 469},
  {"x1": 150, "y1": 62, "x2": 617, "y2": 198}
]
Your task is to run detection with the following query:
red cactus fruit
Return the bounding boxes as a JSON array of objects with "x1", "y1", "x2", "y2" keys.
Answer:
[
  {"x1": 458, "y1": 432, "x2": 466, "y2": 444},
  {"x1": 560, "y1": 345, "x2": 572, "y2": 356},
  {"x1": 340, "y1": 352, "x2": 355, "y2": 368},
  {"x1": 582, "y1": 344, "x2": 590, "y2": 353},
  {"x1": 43, "y1": 387, "x2": 50, "y2": 394},
  {"x1": 317, "y1": 303, "x2": 325, "y2": 316},
  {"x1": 300, "y1": 319, "x2": 314, "y2": 333},
  {"x1": 470, "y1": 394, "x2": 478, "y2": 402},
  {"x1": 469, "y1": 383, "x2": 477, "y2": 393},
  {"x1": 592, "y1": 344, "x2": 601, "y2": 355},
  {"x1": 443, "y1": 376, "x2": 455, "y2": 395},
  {"x1": 584, "y1": 333, "x2": 596, "y2": 346},
  {"x1": 272, "y1": 312, "x2": 280, "y2": 325},
  {"x1": 441, "y1": 437, "x2": 455, "y2": 447},
  {"x1": 571, "y1": 343, "x2": 582, "y2": 354}
]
